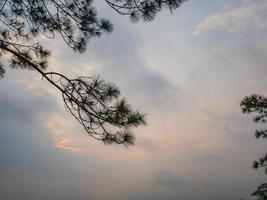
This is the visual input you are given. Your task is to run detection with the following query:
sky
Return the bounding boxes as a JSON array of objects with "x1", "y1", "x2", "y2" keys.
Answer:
[{"x1": 0, "y1": 0, "x2": 267, "y2": 199}]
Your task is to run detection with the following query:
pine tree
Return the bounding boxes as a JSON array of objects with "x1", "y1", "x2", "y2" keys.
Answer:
[
  {"x1": 0, "y1": 0, "x2": 186, "y2": 145},
  {"x1": 240, "y1": 94, "x2": 267, "y2": 173}
]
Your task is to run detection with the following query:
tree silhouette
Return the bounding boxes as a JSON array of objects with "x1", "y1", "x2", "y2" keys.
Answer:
[
  {"x1": 251, "y1": 183, "x2": 267, "y2": 200},
  {"x1": 0, "y1": 0, "x2": 186, "y2": 145},
  {"x1": 240, "y1": 94, "x2": 267, "y2": 173}
]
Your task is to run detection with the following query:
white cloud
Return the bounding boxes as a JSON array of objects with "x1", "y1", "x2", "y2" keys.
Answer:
[{"x1": 194, "y1": 0, "x2": 267, "y2": 35}]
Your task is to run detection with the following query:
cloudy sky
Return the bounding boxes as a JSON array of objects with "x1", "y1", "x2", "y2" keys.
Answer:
[{"x1": 0, "y1": 0, "x2": 267, "y2": 199}]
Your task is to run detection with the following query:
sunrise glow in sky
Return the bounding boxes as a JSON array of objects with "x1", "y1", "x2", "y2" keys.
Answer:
[{"x1": 0, "y1": 0, "x2": 267, "y2": 199}]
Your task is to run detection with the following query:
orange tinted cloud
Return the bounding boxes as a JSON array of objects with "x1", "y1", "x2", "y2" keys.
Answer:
[{"x1": 44, "y1": 114, "x2": 82, "y2": 153}]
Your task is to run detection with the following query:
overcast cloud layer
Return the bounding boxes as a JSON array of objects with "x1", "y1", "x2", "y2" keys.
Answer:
[{"x1": 0, "y1": 0, "x2": 266, "y2": 199}]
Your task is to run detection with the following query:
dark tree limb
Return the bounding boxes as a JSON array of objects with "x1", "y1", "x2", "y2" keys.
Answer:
[{"x1": 0, "y1": 40, "x2": 146, "y2": 146}]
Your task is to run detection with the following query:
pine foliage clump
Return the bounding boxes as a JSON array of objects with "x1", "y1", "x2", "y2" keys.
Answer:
[
  {"x1": 241, "y1": 94, "x2": 267, "y2": 173},
  {"x1": 0, "y1": 0, "x2": 186, "y2": 145}
]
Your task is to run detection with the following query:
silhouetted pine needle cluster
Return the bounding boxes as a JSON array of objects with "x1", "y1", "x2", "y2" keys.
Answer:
[
  {"x1": 45, "y1": 73, "x2": 146, "y2": 145},
  {"x1": 105, "y1": 0, "x2": 186, "y2": 22},
  {"x1": 251, "y1": 183, "x2": 267, "y2": 199},
  {"x1": 0, "y1": 0, "x2": 186, "y2": 145},
  {"x1": 241, "y1": 94, "x2": 267, "y2": 173}
]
